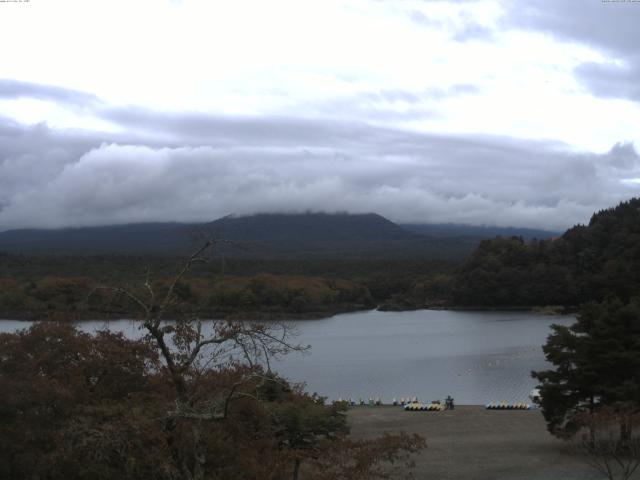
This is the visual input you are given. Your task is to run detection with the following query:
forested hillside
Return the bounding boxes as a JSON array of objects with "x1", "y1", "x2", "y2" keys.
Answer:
[
  {"x1": 0, "y1": 252, "x2": 455, "y2": 319},
  {"x1": 401, "y1": 223, "x2": 558, "y2": 241},
  {"x1": 452, "y1": 198, "x2": 640, "y2": 307}
]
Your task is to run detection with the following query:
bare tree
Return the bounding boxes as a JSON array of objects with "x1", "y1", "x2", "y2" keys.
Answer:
[
  {"x1": 96, "y1": 240, "x2": 308, "y2": 480},
  {"x1": 572, "y1": 405, "x2": 640, "y2": 480}
]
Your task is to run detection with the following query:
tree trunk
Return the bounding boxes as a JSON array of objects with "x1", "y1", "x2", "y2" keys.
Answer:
[
  {"x1": 292, "y1": 458, "x2": 301, "y2": 480},
  {"x1": 192, "y1": 422, "x2": 207, "y2": 480},
  {"x1": 589, "y1": 396, "x2": 596, "y2": 445},
  {"x1": 620, "y1": 420, "x2": 631, "y2": 450}
]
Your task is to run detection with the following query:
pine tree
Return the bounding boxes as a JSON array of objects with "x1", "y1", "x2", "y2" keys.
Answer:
[{"x1": 533, "y1": 296, "x2": 640, "y2": 437}]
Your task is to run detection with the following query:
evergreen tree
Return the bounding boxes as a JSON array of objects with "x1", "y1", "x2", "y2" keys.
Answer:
[
  {"x1": 453, "y1": 197, "x2": 640, "y2": 307},
  {"x1": 533, "y1": 296, "x2": 640, "y2": 437}
]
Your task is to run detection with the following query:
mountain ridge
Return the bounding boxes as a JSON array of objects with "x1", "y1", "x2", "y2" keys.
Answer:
[{"x1": 0, "y1": 212, "x2": 557, "y2": 259}]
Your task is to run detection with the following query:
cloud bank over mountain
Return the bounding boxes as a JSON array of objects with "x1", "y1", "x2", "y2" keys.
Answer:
[
  {"x1": 0, "y1": 106, "x2": 637, "y2": 231},
  {"x1": 0, "y1": 0, "x2": 639, "y2": 231}
]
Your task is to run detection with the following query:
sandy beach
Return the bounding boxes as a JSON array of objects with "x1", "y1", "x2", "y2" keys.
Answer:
[{"x1": 347, "y1": 405, "x2": 617, "y2": 480}]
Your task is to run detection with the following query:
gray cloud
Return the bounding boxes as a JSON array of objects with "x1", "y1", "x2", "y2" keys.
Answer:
[
  {"x1": 0, "y1": 79, "x2": 101, "y2": 107},
  {"x1": 452, "y1": 21, "x2": 494, "y2": 42},
  {"x1": 0, "y1": 107, "x2": 638, "y2": 232},
  {"x1": 503, "y1": 0, "x2": 640, "y2": 102},
  {"x1": 407, "y1": 5, "x2": 495, "y2": 42},
  {"x1": 99, "y1": 106, "x2": 382, "y2": 146},
  {"x1": 292, "y1": 85, "x2": 479, "y2": 124},
  {"x1": 607, "y1": 141, "x2": 640, "y2": 169},
  {"x1": 408, "y1": 10, "x2": 434, "y2": 26},
  {"x1": 364, "y1": 89, "x2": 422, "y2": 104},
  {"x1": 575, "y1": 57, "x2": 640, "y2": 102},
  {"x1": 505, "y1": 0, "x2": 640, "y2": 56}
]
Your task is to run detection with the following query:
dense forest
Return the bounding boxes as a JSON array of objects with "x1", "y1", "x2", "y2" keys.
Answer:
[
  {"x1": 452, "y1": 198, "x2": 640, "y2": 308},
  {"x1": 1, "y1": 198, "x2": 639, "y2": 318},
  {"x1": 0, "y1": 253, "x2": 455, "y2": 319},
  {"x1": 0, "y1": 213, "x2": 471, "y2": 318}
]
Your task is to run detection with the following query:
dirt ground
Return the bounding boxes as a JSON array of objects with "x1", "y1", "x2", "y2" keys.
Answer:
[{"x1": 347, "y1": 405, "x2": 627, "y2": 480}]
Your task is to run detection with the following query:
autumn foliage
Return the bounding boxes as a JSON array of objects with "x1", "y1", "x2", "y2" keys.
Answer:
[{"x1": 0, "y1": 321, "x2": 423, "y2": 480}]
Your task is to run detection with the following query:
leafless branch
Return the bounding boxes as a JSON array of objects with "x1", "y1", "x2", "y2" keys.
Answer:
[
  {"x1": 92, "y1": 286, "x2": 151, "y2": 317},
  {"x1": 94, "y1": 239, "x2": 307, "y2": 422},
  {"x1": 573, "y1": 405, "x2": 640, "y2": 480}
]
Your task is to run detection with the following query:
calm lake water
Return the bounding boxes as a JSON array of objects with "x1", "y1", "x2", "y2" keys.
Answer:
[{"x1": 1, "y1": 309, "x2": 575, "y2": 405}]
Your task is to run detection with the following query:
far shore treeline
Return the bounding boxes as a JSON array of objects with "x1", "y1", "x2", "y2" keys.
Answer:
[{"x1": 0, "y1": 198, "x2": 639, "y2": 320}]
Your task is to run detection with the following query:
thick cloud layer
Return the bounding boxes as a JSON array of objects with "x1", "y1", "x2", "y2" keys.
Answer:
[{"x1": 0, "y1": 110, "x2": 638, "y2": 232}]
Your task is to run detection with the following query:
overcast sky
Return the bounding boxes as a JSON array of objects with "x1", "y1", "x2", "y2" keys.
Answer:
[{"x1": 1, "y1": 0, "x2": 639, "y2": 231}]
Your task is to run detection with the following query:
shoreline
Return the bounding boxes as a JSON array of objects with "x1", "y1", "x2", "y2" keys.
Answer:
[{"x1": 0, "y1": 303, "x2": 577, "y2": 322}]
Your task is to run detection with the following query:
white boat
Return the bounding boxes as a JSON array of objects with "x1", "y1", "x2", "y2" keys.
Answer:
[{"x1": 529, "y1": 388, "x2": 541, "y2": 404}]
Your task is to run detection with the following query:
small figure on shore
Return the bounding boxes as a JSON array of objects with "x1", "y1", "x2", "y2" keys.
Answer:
[
  {"x1": 375, "y1": 397, "x2": 382, "y2": 406},
  {"x1": 349, "y1": 397, "x2": 355, "y2": 406},
  {"x1": 392, "y1": 397, "x2": 398, "y2": 406},
  {"x1": 400, "y1": 397, "x2": 405, "y2": 406},
  {"x1": 359, "y1": 398, "x2": 365, "y2": 406},
  {"x1": 445, "y1": 395, "x2": 455, "y2": 410}
]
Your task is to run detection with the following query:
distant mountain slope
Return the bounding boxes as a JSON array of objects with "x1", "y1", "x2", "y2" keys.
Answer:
[
  {"x1": 207, "y1": 213, "x2": 413, "y2": 242},
  {"x1": 401, "y1": 223, "x2": 559, "y2": 241},
  {"x1": 0, "y1": 213, "x2": 534, "y2": 260},
  {"x1": 452, "y1": 197, "x2": 640, "y2": 306},
  {"x1": 0, "y1": 213, "x2": 435, "y2": 258},
  {"x1": 204, "y1": 213, "x2": 487, "y2": 259}
]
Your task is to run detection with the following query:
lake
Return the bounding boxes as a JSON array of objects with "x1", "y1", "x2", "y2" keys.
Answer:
[{"x1": 0, "y1": 309, "x2": 574, "y2": 405}]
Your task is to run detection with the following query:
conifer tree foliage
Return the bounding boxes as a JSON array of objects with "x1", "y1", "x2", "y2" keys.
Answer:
[
  {"x1": 532, "y1": 296, "x2": 640, "y2": 437},
  {"x1": 453, "y1": 197, "x2": 640, "y2": 307}
]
